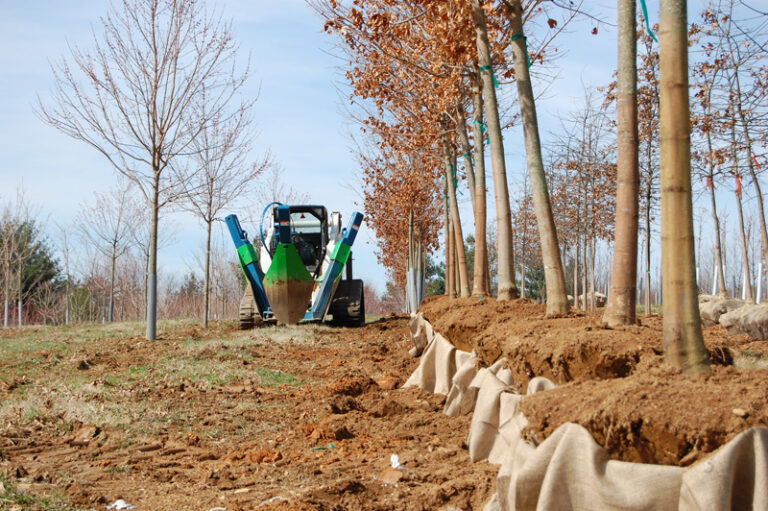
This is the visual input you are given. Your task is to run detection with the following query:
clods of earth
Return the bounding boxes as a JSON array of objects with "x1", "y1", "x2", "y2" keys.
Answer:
[
  {"x1": 419, "y1": 295, "x2": 768, "y2": 467},
  {"x1": 0, "y1": 319, "x2": 495, "y2": 510}
]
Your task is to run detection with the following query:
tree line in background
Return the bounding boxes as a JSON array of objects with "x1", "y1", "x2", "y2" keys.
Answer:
[
  {"x1": 0, "y1": 166, "x2": 405, "y2": 328},
  {"x1": 316, "y1": 0, "x2": 767, "y2": 374},
  {"x1": 0, "y1": 187, "x2": 244, "y2": 326}
]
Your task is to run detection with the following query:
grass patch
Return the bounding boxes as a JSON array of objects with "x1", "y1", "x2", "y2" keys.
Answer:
[
  {"x1": 0, "y1": 473, "x2": 85, "y2": 510},
  {"x1": 733, "y1": 349, "x2": 768, "y2": 370},
  {"x1": 636, "y1": 305, "x2": 662, "y2": 315},
  {"x1": 254, "y1": 368, "x2": 303, "y2": 386},
  {"x1": 105, "y1": 465, "x2": 131, "y2": 474}
]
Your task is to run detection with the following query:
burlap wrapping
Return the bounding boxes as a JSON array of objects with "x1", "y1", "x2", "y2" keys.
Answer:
[
  {"x1": 720, "y1": 304, "x2": 768, "y2": 339},
  {"x1": 407, "y1": 312, "x2": 434, "y2": 357},
  {"x1": 403, "y1": 327, "x2": 473, "y2": 395},
  {"x1": 405, "y1": 314, "x2": 768, "y2": 511},
  {"x1": 699, "y1": 297, "x2": 745, "y2": 327}
]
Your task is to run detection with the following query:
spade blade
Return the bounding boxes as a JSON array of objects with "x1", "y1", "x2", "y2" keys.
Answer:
[{"x1": 263, "y1": 243, "x2": 314, "y2": 324}]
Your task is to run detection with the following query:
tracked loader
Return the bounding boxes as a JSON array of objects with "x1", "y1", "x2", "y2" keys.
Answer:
[{"x1": 226, "y1": 204, "x2": 365, "y2": 328}]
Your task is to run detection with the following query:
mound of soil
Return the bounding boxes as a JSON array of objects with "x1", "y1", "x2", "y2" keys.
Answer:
[
  {"x1": 520, "y1": 365, "x2": 768, "y2": 466},
  {"x1": 419, "y1": 295, "x2": 739, "y2": 387},
  {"x1": 418, "y1": 295, "x2": 768, "y2": 466}
]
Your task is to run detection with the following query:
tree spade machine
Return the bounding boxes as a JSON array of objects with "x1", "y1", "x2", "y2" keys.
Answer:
[{"x1": 225, "y1": 203, "x2": 365, "y2": 328}]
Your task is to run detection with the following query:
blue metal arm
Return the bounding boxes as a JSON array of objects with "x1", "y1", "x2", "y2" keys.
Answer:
[
  {"x1": 225, "y1": 214, "x2": 271, "y2": 317},
  {"x1": 305, "y1": 211, "x2": 364, "y2": 321}
]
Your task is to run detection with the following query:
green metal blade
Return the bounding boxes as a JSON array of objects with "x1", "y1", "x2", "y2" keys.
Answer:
[{"x1": 263, "y1": 243, "x2": 314, "y2": 324}]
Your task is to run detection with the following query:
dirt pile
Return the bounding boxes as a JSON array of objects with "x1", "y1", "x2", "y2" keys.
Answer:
[
  {"x1": 419, "y1": 295, "x2": 768, "y2": 466},
  {"x1": 520, "y1": 365, "x2": 768, "y2": 466}
]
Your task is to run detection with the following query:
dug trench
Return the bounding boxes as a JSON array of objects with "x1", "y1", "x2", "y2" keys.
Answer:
[{"x1": 419, "y1": 295, "x2": 768, "y2": 467}]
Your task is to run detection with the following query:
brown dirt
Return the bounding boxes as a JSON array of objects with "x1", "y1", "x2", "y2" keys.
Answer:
[
  {"x1": 520, "y1": 365, "x2": 768, "y2": 466},
  {"x1": 0, "y1": 317, "x2": 497, "y2": 510},
  {"x1": 419, "y1": 295, "x2": 768, "y2": 466},
  {"x1": 419, "y1": 295, "x2": 741, "y2": 388}
]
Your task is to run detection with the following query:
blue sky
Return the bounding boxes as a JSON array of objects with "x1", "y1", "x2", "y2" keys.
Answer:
[{"x1": 2, "y1": 0, "x2": 739, "y2": 296}]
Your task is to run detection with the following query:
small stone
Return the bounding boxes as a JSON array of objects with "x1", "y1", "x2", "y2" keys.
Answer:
[
  {"x1": 733, "y1": 408, "x2": 748, "y2": 418},
  {"x1": 379, "y1": 467, "x2": 404, "y2": 485},
  {"x1": 375, "y1": 374, "x2": 402, "y2": 390},
  {"x1": 71, "y1": 424, "x2": 100, "y2": 446}
]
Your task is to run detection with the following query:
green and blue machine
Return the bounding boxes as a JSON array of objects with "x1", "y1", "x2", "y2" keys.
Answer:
[{"x1": 225, "y1": 204, "x2": 365, "y2": 327}]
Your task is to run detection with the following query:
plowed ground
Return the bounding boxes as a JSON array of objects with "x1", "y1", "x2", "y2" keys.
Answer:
[{"x1": 0, "y1": 318, "x2": 496, "y2": 511}]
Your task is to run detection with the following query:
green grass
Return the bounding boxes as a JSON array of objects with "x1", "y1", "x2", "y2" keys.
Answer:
[
  {"x1": 0, "y1": 474, "x2": 86, "y2": 510},
  {"x1": 0, "y1": 319, "x2": 307, "y2": 438},
  {"x1": 733, "y1": 349, "x2": 768, "y2": 370},
  {"x1": 635, "y1": 305, "x2": 662, "y2": 315},
  {"x1": 254, "y1": 367, "x2": 303, "y2": 386}
]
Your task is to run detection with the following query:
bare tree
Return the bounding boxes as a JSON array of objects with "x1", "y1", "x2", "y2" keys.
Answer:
[
  {"x1": 38, "y1": 0, "x2": 248, "y2": 340},
  {"x1": 55, "y1": 223, "x2": 74, "y2": 325},
  {"x1": 659, "y1": 0, "x2": 710, "y2": 373},
  {"x1": 76, "y1": 179, "x2": 141, "y2": 322},
  {"x1": 603, "y1": 0, "x2": 639, "y2": 327},
  {"x1": 179, "y1": 89, "x2": 270, "y2": 328},
  {"x1": 470, "y1": 0, "x2": 519, "y2": 301},
  {"x1": 507, "y1": 0, "x2": 569, "y2": 313}
]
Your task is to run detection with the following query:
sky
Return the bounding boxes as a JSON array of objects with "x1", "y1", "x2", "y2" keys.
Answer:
[{"x1": 1, "y1": 0, "x2": 748, "y2": 296}]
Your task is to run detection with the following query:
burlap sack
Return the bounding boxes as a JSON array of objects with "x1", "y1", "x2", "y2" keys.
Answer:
[
  {"x1": 699, "y1": 297, "x2": 745, "y2": 327},
  {"x1": 408, "y1": 312, "x2": 434, "y2": 357},
  {"x1": 445, "y1": 357, "x2": 516, "y2": 418},
  {"x1": 720, "y1": 304, "x2": 768, "y2": 340},
  {"x1": 407, "y1": 315, "x2": 768, "y2": 510}
]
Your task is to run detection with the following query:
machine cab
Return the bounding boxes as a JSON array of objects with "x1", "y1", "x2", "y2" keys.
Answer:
[{"x1": 268, "y1": 205, "x2": 328, "y2": 276}]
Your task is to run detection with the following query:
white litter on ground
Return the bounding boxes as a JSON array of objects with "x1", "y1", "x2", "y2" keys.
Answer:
[{"x1": 106, "y1": 499, "x2": 136, "y2": 510}]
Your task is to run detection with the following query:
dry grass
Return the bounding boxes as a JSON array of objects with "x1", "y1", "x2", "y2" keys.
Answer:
[{"x1": 0, "y1": 319, "x2": 305, "y2": 438}]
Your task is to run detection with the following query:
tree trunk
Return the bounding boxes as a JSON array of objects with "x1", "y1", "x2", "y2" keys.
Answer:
[
  {"x1": 732, "y1": 70, "x2": 768, "y2": 271},
  {"x1": 589, "y1": 236, "x2": 596, "y2": 311},
  {"x1": 573, "y1": 246, "x2": 578, "y2": 308},
  {"x1": 447, "y1": 219, "x2": 456, "y2": 299},
  {"x1": 581, "y1": 234, "x2": 588, "y2": 309},
  {"x1": 659, "y1": 0, "x2": 710, "y2": 373},
  {"x1": 735, "y1": 185, "x2": 754, "y2": 302},
  {"x1": 506, "y1": 0, "x2": 567, "y2": 313},
  {"x1": 204, "y1": 218, "x2": 212, "y2": 328},
  {"x1": 444, "y1": 179, "x2": 452, "y2": 297},
  {"x1": 147, "y1": 172, "x2": 159, "y2": 340},
  {"x1": 645, "y1": 202, "x2": 652, "y2": 315},
  {"x1": 704, "y1": 129, "x2": 727, "y2": 297},
  {"x1": 470, "y1": 0, "x2": 517, "y2": 300},
  {"x1": 456, "y1": 103, "x2": 476, "y2": 212},
  {"x1": 444, "y1": 144, "x2": 471, "y2": 297},
  {"x1": 603, "y1": 0, "x2": 640, "y2": 326},
  {"x1": 17, "y1": 270, "x2": 22, "y2": 326},
  {"x1": 109, "y1": 244, "x2": 117, "y2": 323},
  {"x1": 454, "y1": 238, "x2": 461, "y2": 296},
  {"x1": 471, "y1": 79, "x2": 490, "y2": 296}
]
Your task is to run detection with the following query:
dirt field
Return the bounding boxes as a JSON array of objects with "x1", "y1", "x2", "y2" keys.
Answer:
[
  {"x1": 0, "y1": 318, "x2": 496, "y2": 510},
  {"x1": 2, "y1": 299, "x2": 767, "y2": 510}
]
